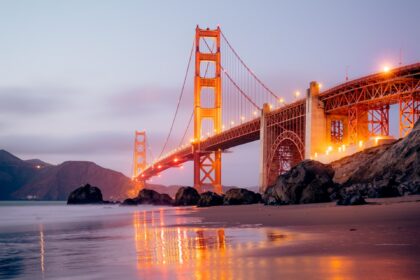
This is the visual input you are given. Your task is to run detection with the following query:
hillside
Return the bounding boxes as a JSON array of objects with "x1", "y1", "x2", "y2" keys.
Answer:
[
  {"x1": 0, "y1": 151, "x2": 136, "y2": 200},
  {"x1": 0, "y1": 150, "x2": 39, "y2": 199},
  {"x1": 13, "y1": 161, "x2": 135, "y2": 201}
]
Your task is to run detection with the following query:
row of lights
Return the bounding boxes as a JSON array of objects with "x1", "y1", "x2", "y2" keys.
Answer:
[
  {"x1": 139, "y1": 64, "x2": 395, "y2": 179},
  {"x1": 313, "y1": 135, "x2": 386, "y2": 160},
  {"x1": 144, "y1": 88, "x2": 313, "y2": 170}
]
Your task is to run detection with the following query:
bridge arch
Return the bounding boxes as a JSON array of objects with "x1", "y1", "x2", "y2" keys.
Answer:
[{"x1": 266, "y1": 130, "x2": 304, "y2": 186}]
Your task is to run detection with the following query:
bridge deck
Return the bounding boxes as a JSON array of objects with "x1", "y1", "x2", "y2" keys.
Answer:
[{"x1": 139, "y1": 63, "x2": 420, "y2": 181}]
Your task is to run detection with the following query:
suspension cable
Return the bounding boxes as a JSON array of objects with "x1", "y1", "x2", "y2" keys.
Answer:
[
  {"x1": 179, "y1": 110, "x2": 194, "y2": 146},
  {"x1": 220, "y1": 31, "x2": 279, "y2": 100},
  {"x1": 203, "y1": 38, "x2": 260, "y2": 110},
  {"x1": 158, "y1": 39, "x2": 195, "y2": 159}
]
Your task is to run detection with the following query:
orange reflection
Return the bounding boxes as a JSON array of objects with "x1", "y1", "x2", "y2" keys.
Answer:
[
  {"x1": 132, "y1": 210, "x2": 229, "y2": 279},
  {"x1": 39, "y1": 224, "x2": 45, "y2": 278},
  {"x1": 132, "y1": 212, "x2": 355, "y2": 280}
]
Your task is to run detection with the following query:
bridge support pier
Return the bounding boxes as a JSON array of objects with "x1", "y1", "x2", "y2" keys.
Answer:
[
  {"x1": 305, "y1": 81, "x2": 327, "y2": 159},
  {"x1": 259, "y1": 103, "x2": 270, "y2": 193},
  {"x1": 399, "y1": 93, "x2": 420, "y2": 137},
  {"x1": 132, "y1": 131, "x2": 147, "y2": 197},
  {"x1": 193, "y1": 26, "x2": 222, "y2": 194}
]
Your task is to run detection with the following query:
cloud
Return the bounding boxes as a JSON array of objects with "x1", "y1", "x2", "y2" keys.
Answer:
[
  {"x1": 0, "y1": 130, "x2": 168, "y2": 156},
  {"x1": 103, "y1": 85, "x2": 194, "y2": 118},
  {"x1": 0, "y1": 86, "x2": 73, "y2": 116}
]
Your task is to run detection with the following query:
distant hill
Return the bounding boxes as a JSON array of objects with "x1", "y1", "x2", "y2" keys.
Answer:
[
  {"x1": 0, "y1": 150, "x2": 39, "y2": 199},
  {"x1": 0, "y1": 150, "x2": 135, "y2": 200},
  {"x1": 13, "y1": 161, "x2": 135, "y2": 201},
  {"x1": 0, "y1": 150, "x2": 259, "y2": 201}
]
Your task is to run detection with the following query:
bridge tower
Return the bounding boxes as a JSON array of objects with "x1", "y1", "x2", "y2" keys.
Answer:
[
  {"x1": 132, "y1": 130, "x2": 147, "y2": 196},
  {"x1": 193, "y1": 26, "x2": 222, "y2": 194}
]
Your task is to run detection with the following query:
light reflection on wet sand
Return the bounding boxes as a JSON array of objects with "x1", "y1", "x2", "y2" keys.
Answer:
[
  {"x1": 1, "y1": 204, "x2": 419, "y2": 279},
  {"x1": 131, "y1": 208, "x2": 356, "y2": 280}
]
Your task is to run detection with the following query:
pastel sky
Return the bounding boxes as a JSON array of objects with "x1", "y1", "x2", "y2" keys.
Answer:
[{"x1": 1, "y1": 0, "x2": 419, "y2": 187}]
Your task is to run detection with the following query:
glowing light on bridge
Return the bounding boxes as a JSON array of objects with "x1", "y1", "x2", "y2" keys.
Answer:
[
  {"x1": 294, "y1": 91, "x2": 300, "y2": 99},
  {"x1": 383, "y1": 66, "x2": 390, "y2": 73}
]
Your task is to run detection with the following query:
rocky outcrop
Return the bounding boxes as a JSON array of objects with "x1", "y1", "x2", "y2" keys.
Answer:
[
  {"x1": 223, "y1": 188, "x2": 261, "y2": 205},
  {"x1": 136, "y1": 189, "x2": 173, "y2": 205},
  {"x1": 264, "y1": 160, "x2": 336, "y2": 205},
  {"x1": 67, "y1": 184, "x2": 103, "y2": 204},
  {"x1": 121, "y1": 198, "x2": 138, "y2": 206},
  {"x1": 197, "y1": 191, "x2": 224, "y2": 207},
  {"x1": 174, "y1": 187, "x2": 200, "y2": 206},
  {"x1": 336, "y1": 194, "x2": 366, "y2": 206},
  {"x1": 332, "y1": 118, "x2": 420, "y2": 198}
]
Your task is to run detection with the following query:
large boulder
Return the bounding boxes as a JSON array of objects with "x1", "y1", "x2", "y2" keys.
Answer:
[
  {"x1": 67, "y1": 184, "x2": 103, "y2": 204},
  {"x1": 337, "y1": 194, "x2": 366, "y2": 206},
  {"x1": 331, "y1": 118, "x2": 420, "y2": 198},
  {"x1": 137, "y1": 189, "x2": 173, "y2": 205},
  {"x1": 121, "y1": 198, "x2": 138, "y2": 206},
  {"x1": 264, "y1": 160, "x2": 336, "y2": 205},
  {"x1": 174, "y1": 187, "x2": 200, "y2": 206},
  {"x1": 197, "y1": 191, "x2": 224, "y2": 207},
  {"x1": 223, "y1": 188, "x2": 261, "y2": 205}
]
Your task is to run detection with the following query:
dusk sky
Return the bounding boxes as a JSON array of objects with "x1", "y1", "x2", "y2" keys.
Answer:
[{"x1": 1, "y1": 0, "x2": 419, "y2": 187}]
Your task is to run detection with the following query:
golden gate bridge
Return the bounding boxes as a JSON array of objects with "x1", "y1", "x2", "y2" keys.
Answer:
[{"x1": 132, "y1": 26, "x2": 420, "y2": 194}]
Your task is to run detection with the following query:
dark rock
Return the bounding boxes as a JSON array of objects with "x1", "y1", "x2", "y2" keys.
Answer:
[
  {"x1": 158, "y1": 193, "x2": 174, "y2": 205},
  {"x1": 67, "y1": 184, "x2": 103, "y2": 204},
  {"x1": 337, "y1": 194, "x2": 366, "y2": 206},
  {"x1": 263, "y1": 160, "x2": 335, "y2": 205},
  {"x1": 174, "y1": 187, "x2": 200, "y2": 206},
  {"x1": 103, "y1": 200, "x2": 120, "y2": 204},
  {"x1": 223, "y1": 188, "x2": 261, "y2": 205},
  {"x1": 121, "y1": 198, "x2": 138, "y2": 206},
  {"x1": 331, "y1": 118, "x2": 420, "y2": 198},
  {"x1": 197, "y1": 191, "x2": 224, "y2": 207},
  {"x1": 136, "y1": 189, "x2": 173, "y2": 205}
]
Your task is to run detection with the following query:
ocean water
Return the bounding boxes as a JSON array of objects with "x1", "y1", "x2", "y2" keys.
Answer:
[
  {"x1": 1, "y1": 201, "x2": 419, "y2": 279},
  {"x1": 0, "y1": 202, "x2": 305, "y2": 280}
]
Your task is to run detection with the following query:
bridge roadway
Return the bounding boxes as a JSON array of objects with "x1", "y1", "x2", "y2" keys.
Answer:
[{"x1": 139, "y1": 62, "x2": 420, "y2": 181}]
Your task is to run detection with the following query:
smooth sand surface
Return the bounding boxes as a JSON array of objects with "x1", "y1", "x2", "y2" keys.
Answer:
[{"x1": 184, "y1": 195, "x2": 420, "y2": 279}]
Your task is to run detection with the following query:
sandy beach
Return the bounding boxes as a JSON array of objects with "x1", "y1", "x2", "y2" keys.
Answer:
[{"x1": 184, "y1": 195, "x2": 420, "y2": 279}]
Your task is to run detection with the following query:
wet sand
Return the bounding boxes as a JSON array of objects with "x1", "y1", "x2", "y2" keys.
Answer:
[{"x1": 185, "y1": 195, "x2": 420, "y2": 279}]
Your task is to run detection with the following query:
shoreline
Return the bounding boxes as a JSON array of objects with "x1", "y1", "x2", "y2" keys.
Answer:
[
  {"x1": 184, "y1": 195, "x2": 420, "y2": 229},
  {"x1": 183, "y1": 195, "x2": 420, "y2": 276}
]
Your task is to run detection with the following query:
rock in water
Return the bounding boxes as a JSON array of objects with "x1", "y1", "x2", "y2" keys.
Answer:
[
  {"x1": 264, "y1": 160, "x2": 335, "y2": 205},
  {"x1": 137, "y1": 189, "x2": 173, "y2": 205},
  {"x1": 337, "y1": 194, "x2": 366, "y2": 206},
  {"x1": 174, "y1": 187, "x2": 200, "y2": 206},
  {"x1": 121, "y1": 198, "x2": 138, "y2": 206},
  {"x1": 197, "y1": 191, "x2": 224, "y2": 207},
  {"x1": 67, "y1": 184, "x2": 103, "y2": 204},
  {"x1": 223, "y1": 188, "x2": 261, "y2": 205}
]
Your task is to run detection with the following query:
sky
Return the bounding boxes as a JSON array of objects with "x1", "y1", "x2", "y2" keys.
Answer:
[{"x1": 0, "y1": 0, "x2": 419, "y2": 187}]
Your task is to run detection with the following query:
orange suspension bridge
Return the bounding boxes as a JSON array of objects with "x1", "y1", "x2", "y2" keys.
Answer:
[{"x1": 132, "y1": 26, "x2": 420, "y2": 194}]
